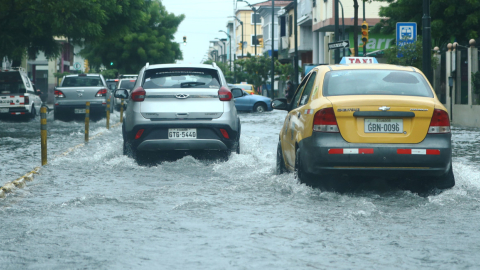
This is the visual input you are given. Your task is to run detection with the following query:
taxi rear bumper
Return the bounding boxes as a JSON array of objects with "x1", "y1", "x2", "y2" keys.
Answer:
[{"x1": 299, "y1": 133, "x2": 452, "y2": 177}]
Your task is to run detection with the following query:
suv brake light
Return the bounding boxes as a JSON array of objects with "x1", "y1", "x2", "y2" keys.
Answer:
[
  {"x1": 95, "y1": 88, "x2": 108, "y2": 97},
  {"x1": 428, "y1": 109, "x2": 451, "y2": 133},
  {"x1": 131, "y1": 87, "x2": 146, "y2": 102},
  {"x1": 54, "y1": 90, "x2": 65, "y2": 98},
  {"x1": 313, "y1": 107, "x2": 339, "y2": 133},
  {"x1": 218, "y1": 86, "x2": 232, "y2": 101}
]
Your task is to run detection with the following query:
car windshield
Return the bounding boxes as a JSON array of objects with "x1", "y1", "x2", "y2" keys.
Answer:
[
  {"x1": 0, "y1": 72, "x2": 26, "y2": 94},
  {"x1": 143, "y1": 68, "x2": 220, "y2": 89},
  {"x1": 323, "y1": 70, "x2": 434, "y2": 97},
  {"x1": 119, "y1": 80, "x2": 135, "y2": 90},
  {"x1": 63, "y1": 76, "x2": 103, "y2": 87}
]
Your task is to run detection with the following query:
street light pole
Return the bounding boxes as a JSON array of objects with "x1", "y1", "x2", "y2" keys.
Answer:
[
  {"x1": 271, "y1": 0, "x2": 275, "y2": 98},
  {"x1": 422, "y1": 0, "x2": 432, "y2": 83},
  {"x1": 219, "y1": 30, "x2": 232, "y2": 73}
]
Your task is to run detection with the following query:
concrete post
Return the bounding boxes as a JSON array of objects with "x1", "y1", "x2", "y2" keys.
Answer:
[
  {"x1": 446, "y1": 43, "x2": 452, "y2": 118},
  {"x1": 313, "y1": 32, "x2": 319, "y2": 64},
  {"x1": 469, "y1": 39, "x2": 478, "y2": 105},
  {"x1": 319, "y1": 32, "x2": 325, "y2": 63}
]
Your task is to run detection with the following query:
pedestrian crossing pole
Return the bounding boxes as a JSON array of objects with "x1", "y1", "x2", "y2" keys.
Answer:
[
  {"x1": 85, "y1": 102, "x2": 90, "y2": 143},
  {"x1": 40, "y1": 106, "x2": 47, "y2": 165},
  {"x1": 106, "y1": 98, "x2": 110, "y2": 129}
]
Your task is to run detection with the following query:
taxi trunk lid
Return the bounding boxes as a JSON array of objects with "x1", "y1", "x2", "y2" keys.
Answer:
[
  {"x1": 328, "y1": 96, "x2": 435, "y2": 144},
  {"x1": 140, "y1": 88, "x2": 224, "y2": 120}
]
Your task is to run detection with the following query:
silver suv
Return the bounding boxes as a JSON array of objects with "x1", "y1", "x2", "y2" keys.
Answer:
[{"x1": 115, "y1": 63, "x2": 241, "y2": 160}]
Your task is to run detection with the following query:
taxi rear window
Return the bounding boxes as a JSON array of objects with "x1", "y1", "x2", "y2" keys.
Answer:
[{"x1": 323, "y1": 70, "x2": 434, "y2": 98}]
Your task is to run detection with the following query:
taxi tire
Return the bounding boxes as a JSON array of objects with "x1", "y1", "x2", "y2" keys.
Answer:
[
  {"x1": 294, "y1": 148, "x2": 315, "y2": 186},
  {"x1": 276, "y1": 141, "x2": 287, "y2": 175}
]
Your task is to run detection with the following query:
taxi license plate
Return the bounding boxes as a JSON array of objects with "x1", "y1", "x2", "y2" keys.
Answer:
[
  {"x1": 365, "y1": 119, "x2": 403, "y2": 133},
  {"x1": 0, "y1": 108, "x2": 8, "y2": 113},
  {"x1": 168, "y1": 128, "x2": 197, "y2": 139},
  {"x1": 74, "y1": 109, "x2": 86, "y2": 114}
]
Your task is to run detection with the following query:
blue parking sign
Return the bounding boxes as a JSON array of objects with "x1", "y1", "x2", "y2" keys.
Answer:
[{"x1": 396, "y1": 22, "x2": 417, "y2": 47}]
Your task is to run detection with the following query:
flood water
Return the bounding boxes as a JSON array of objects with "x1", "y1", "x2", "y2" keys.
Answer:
[{"x1": 1, "y1": 110, "x2": 480, "y2": 269}]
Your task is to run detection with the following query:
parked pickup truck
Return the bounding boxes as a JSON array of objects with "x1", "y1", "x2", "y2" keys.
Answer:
[
  {"x1": 0, "y1": 68, "x2": 42, "y2": 119},
  {"x1": 54, "y1": 74, "x2": 112, "y2": 120}
]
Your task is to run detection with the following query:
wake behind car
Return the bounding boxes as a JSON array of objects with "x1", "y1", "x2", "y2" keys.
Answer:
[
  {"x1": 54, "y1": 74, "x2": 110, "y2": 120},
  {"x1": 0, "y1": 67, "x2": 42, "y2": 119},
  {"x1": 116, "y1": 63, "x2": 241, "y2": 161},
  {"x1": 274, "y1": 57, "x2": 454, "y2": 190}
]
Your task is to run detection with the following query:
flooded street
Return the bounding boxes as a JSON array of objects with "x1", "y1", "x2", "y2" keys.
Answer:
[{"x1": 1, "y1": 110, "x2": 480, "y2": 269}]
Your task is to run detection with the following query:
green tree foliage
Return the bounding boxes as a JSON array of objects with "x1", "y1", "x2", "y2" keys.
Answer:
[
  {"x1": 80, "y1": 1, "x2": 184, "y2": 74},
  {"x1": 372, "y1": 0, "x2": 480, "y2": 46},
  {"x1": 0, "y1": 0, "x2": 145, "y2": 62},
  {"x1": 236, "y1": 53, "x2": 271, "y2": 89},
  {"x1": 383, "y1": 39, "x2": 438, "y2": 70}
]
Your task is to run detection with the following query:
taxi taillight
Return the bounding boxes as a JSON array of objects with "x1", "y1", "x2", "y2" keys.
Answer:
[
  {"x1": 131, "y1": 87, "x2": 146, "y2": 102},
  {"x1": 218, "y1": 87, "x2": 232, "y2": 101},
  {"x1": 428, "y1": 109, "x2": 451, "y2": 134},
  {"x1": 313, "y1": 108, "x2": 339, "y2": 133}
]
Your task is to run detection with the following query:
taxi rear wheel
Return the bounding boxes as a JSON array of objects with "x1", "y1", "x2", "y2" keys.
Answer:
[
  {"x1": 276, "y1": 141, "x2": 286, "y2": 175},
  {"x1": 294, "y1": 148, "x2": 316, "y2": 186}
]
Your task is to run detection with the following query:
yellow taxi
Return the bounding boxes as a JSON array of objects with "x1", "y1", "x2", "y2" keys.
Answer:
[
  {"x1": 234, "y1": 83, "x2": 256, "y2": 95},
  {"x1": 273, "y1": 57, "x2": 454, "y2": 190}
]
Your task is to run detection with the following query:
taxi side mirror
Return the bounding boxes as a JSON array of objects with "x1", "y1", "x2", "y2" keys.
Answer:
[
  {"x1": 272, "y1": 98, "x2": 288, "y2": 111},
  {"x1": 114, "y1": 89, "x2": 129, "y2": 99}
]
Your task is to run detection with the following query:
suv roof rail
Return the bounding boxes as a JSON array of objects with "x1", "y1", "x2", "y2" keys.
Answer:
[
  {"x1": 212, "y1": 62, "x2": 217, "y2": 68},
  {"x1": 146, "y1": 62, "x2": 150, "y2": 68}
]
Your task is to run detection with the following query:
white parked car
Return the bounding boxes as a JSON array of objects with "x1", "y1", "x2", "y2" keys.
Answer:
[{"x1": 0, "y1": 67, "x2": 42, "y2": 119}]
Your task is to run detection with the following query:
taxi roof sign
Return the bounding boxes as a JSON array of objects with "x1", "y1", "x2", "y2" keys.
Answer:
[{"x1": 340, "y1": 57, "x2": 378, "y2": 64}]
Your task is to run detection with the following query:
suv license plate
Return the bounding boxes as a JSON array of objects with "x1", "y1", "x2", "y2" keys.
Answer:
[
  {"x1": 74, "y1": 109, "x2": 86, "y2": 114},
  {"x1": 365, "y1": 118, "x2": 403, "y2": 133},
  {"x1": 168, "y1": 128, "x2": 197, "y2": 139},
  {"x1": 0, "y1": 108, "x2": 8, "y2": 113}
]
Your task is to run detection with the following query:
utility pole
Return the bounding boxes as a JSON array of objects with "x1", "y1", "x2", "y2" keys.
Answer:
[
  {"x1": 254, "y1": 7, "x2": 257, "y2": 56},
  {"x1": 334, "y1": 0, "x2": 340, "y2": 63},
  {"x1": 294, "y1": 0, "x2": 299, "y2": 86},
  {"x1": 271, "y1": 0, "x2": 275, "y2": 98},
  {"x1": 422, "y1": 0, "x2": 432, "y2": 83}
]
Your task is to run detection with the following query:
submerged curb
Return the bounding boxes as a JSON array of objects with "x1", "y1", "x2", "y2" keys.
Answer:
[{"x1": 0, "y1": 122, "x2": 121, "y2": 199}]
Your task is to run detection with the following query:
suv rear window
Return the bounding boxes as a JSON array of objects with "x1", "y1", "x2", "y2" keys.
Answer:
[
  {"x1": 0, "y1": 72, "x2": 26, "y2": 94},
  {"x1": 143, "y1": 68, "x2": 220, "y2": 89},
  {"x1": 63, "y1": 76, "x2": 103, "y2": 87},
  {"x1": 323, "y1": 70, "x2": 434, "y2": 98}
]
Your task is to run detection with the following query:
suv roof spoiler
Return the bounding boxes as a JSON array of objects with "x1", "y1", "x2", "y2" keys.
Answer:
[
  {"x1": 146, "y1": 62, "x2": 150, "y2": 68},
  {"x1": 212, "y1": 62, "x2": 217, "y2": 68}
]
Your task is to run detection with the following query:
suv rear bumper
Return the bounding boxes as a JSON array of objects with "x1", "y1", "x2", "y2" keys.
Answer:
[
  {"x1": 298, "y1": 132, "x2": 452, "y2": 177},
  {"x1": 125, "y1": 123, "x2": 239, "y2": 152}
]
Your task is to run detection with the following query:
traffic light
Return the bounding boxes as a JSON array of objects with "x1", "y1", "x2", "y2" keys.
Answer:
[
  {"x1": 238, "y1": 42, "x2": 242, "y2": 50},
  {"x1": 258, "y1": 38, "x2": 263, "y2": 47},
  {"x1": 84, "y1": 59, "x2": 89, "y2": 73},
  {"x1": 361, "y1": 21, "x2": 369, "y2": 44},
  {"x1": 183, "y1": 36, "x2": 186, "y2": 45},
  {"x1": 110, "y1": 62, "x2": 114, "y2": 66}
]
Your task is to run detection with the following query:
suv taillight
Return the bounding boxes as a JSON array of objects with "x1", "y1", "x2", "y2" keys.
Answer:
[
  {"x1": 54, "y1": 90, "x2": 65, "y2": 98},
  {"x1": 131, "y1": 87, "x2": 146, "y2": 102},
  {"x1": 218, "y1": 86, "x2": 232, "y2": 101},
  {"x1": 313, "y1": 107, "x2": 339, "y2": 133},
  {"x1": 95, "y1": 88, "x2": 108, "y2": 97},
  {"x1": 428, "y1": 109, "x2": 451, "y2": 133}
]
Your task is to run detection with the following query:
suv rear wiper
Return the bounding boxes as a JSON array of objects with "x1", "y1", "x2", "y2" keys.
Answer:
[{"x1": 180, "y1": 82, "x2": 206, "y2": 88}]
